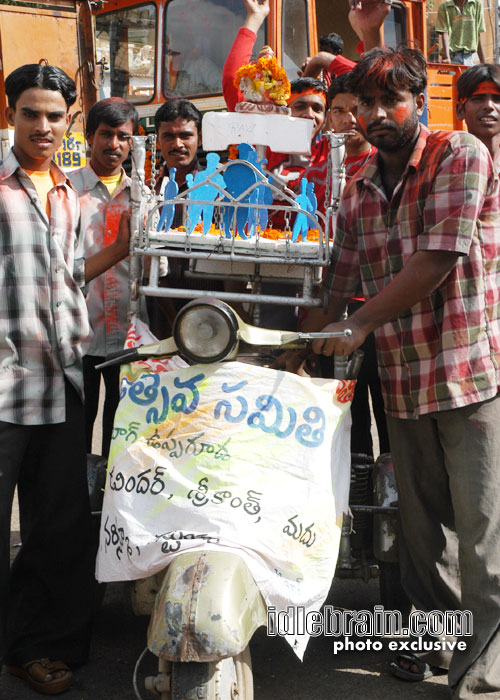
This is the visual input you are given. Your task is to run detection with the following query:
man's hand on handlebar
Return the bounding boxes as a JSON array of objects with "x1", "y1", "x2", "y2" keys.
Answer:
[{"x1": 312, "y1": 318, "x2": 366, "y2": 357}]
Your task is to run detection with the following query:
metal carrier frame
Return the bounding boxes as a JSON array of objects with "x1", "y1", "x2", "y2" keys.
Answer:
[{"x1": 127, "y1": 133, "x2": 346, "y2": 326}]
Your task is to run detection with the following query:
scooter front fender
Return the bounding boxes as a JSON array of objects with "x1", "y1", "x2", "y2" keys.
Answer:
[{"x1": 148, "y1": 550, "x2": 267, "y2": 662}]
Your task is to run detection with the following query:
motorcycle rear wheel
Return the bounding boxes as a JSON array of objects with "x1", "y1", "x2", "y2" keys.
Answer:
[{"x1": 170, "y1": 646, "x2": 253, "y2": 700}]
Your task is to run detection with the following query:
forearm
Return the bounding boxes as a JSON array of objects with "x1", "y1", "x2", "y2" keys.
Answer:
[
  {"x1": 350, "y1": 250, "x2": 458, "y2": 335},
  {"x1": 362, "y1": 27, "x2": 384, "y2": 52},
  {"x1": 85, "y1": 242, "x2": 128, "y2": 283},
  {"x1": 302, "y1": 52, "x2": 335, "y2": 78},
  {"x1": 440, "y1": 32, "x2": 450, "y2": 60},
  {"x1": 222, "y1": 27, "x2": 256, "y2": 111},
  {"x1": 312, "y1": 250, "x2": 459, "y2": 356},
  {"x1": 477, "y1": 36, "x2": 486, "y2": 63}
]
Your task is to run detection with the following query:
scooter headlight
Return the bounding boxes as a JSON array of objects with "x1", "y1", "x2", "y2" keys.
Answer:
[{"x1": 173, "y1": 298, "x2": 239, "y2": 364}]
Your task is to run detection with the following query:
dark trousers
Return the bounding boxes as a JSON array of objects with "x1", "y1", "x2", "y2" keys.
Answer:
[
  {"x1": 0, "y1": 381, "x2": 94, "y2": 667},
  {"x1": 387, "y1": 394, "x2": 500, "y2": 698},
  {"x1": 350, "y1": 329, "x2": 390, "y2": 456},
  {"x1": 83, "y1": 355, "x2": 121, "y2": 457}
]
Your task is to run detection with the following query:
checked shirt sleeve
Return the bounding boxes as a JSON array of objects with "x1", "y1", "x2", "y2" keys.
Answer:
[{"x1": 420, "y1": 140, "x2": 496, "y2": 256}]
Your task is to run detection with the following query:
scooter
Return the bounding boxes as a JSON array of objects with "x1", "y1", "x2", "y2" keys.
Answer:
[
  {"x1": 94, "y1": 134, "x2": 405, "y2": 698},
  {"x1": 97, "y1": 297, "x2": 357, "y2": 700}
]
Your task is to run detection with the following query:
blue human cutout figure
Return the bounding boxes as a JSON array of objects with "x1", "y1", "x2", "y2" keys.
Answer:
[
  {"x1": 306, "y1": 181, "x2": 317, "y2": 218},
  {"x1": 292, "y1": 178, "x2": 315, "y2": 242},
  {"x1": 222, "y1": 143, "x2": 262, "y2": 239},
  {"x1": 185, "y1": 153, "x2": 227, "y2": 235},
  {"x1": 237, "y1": 143, "x2": 273, "y2": 234},
  {"x1": 257, "y1": 173, "x2": 273, "y2": 232},
  {"x1": 156, "y1": 167, "x2": 179, "y2": 232}
]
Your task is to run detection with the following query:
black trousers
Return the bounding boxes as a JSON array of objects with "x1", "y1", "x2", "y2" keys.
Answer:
[
  {"x1": 83, "y1": 355, "x2": 121, "y2": 457},
  {"x1": 0, "y1": 381, "x2": 94, "y2": 667}
]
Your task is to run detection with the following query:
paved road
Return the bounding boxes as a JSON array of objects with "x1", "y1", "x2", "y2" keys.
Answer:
[
  {"x1": 1, "y1": 535, "x2": 449, "y2": 700},
  {"x1": 3, "y1": 396, "x2": 450, "y2": 699}
]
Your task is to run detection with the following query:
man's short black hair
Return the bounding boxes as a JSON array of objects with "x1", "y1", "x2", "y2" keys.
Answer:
[
  {"x1": 5, "y1": 64, "x2": 77, "y2": 109},
  {"x1": 347, "y1": 47, "x2": 427, "y2": 97},
  {"x1": 327, "y1": 73, "x2": 351, "y2": 108},
  {"x1": 85, "y1": 97, "x2": 139, "y2": 138},
  {"x1": 290, "y1": 77, "x2": 327, "y2": 99},
  {"x1": 154, "y1": 99, "x2": 202, "y2": 133},
  {"x1": 319, "y1": 32, "x2": 343, "y2": 56},
  {"x1": 457, "y1": 63, "x2": 500, "y2": 102}
]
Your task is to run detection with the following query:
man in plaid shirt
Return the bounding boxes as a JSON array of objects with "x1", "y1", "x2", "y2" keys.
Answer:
[
  {"x1": 0, "y1": 65, "x2": 131, "y2": 694},
  {"x1": 280, "y1": 47, "x2": 500, "y2": 697}
]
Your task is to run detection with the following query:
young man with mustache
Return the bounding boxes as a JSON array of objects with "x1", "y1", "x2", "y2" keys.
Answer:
[
  {"x1": 154, "y1": 98, "x2": 202, "y2": 225},
  {"x1": 277, "y1": 46, "x2": 500, "y2": 698},
  {"x1": 70, "y1": 97, "x2": 141, "y2": 458},
  {"x1": 0, "y1": 64, "x2": 131, "y2": 694}
]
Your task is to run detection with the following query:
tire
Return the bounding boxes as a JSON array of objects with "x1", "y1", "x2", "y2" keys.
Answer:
[
  {"x1": 170, "y1": 646, "x2": 253, "y2": 700},
  {"x1": 379, "y1": 561, "x2": 411, "y2": 621}
]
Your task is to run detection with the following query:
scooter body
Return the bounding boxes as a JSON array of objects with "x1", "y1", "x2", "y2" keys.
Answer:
[
  {"x1": 146, "y1": 549, "x2": 267, "y2": 662},
  {"x1": 129, "y1": 549, "x2": 266, "y2": 699}
]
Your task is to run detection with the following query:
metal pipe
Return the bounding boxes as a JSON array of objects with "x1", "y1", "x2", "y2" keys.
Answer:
[
  {"x1": 135, "y1": 247, "x2": 327, "y2": 266},
  {"x1": 138, "y1": 285, "x2": 323, "y2": 306}
]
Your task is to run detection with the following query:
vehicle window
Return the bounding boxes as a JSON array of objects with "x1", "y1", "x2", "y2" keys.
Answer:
[
  {"x1": 383, "y1": 1, "x2": 407, "y2": 49},
  {"x1": 163, "y1": 0, "x2": 265, "y2": 98},
  {"x1": 96, "y1": 4, "x2": 156, "y2": 104},
  {"x1": 282, "y1": 0, "x2": 309, "y2": 79}
]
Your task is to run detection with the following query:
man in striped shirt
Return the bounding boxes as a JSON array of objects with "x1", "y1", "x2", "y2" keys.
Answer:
[
  {"x1": 280, "y1": 46, "x2": 500, "y2": 698},
  {"x1": 0, "y1": 64, "x2": 131, "y2": 694}
]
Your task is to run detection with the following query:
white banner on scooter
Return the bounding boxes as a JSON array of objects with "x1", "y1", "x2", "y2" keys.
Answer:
[{"x1": 96, "y1": 324, "x2": 353, "y2": 658}]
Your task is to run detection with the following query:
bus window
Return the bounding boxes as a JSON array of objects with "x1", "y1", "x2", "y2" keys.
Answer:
[
  {"x1": 282, "y1": 0, "x2": 309, "y2": 79},
  {"x1": 96, "y1": 4, "x2": 156, "y2": 104},
  {"x1": 163, "y1": 0, "x2": 265, "y2": 98},
  {"x1": 383, "y1": 1, "x2": 407, "y2": 50}
]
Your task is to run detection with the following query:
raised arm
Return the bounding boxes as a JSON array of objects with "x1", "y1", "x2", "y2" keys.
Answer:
[
  {"x1": 348, "y1": 0, "x2": 391, "y2": 52},
  {"x1": 222, "y1": 0, "x2": 269, "y2": 111}
]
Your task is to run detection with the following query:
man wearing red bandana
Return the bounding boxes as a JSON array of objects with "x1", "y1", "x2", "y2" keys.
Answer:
[{"x1": 457, "y1": 65, "x2": 500, "y2": 173}]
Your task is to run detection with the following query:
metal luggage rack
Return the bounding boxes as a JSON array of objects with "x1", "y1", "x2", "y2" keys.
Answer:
[{"x1": 134, "y1": 156, "x2": 332, "y2": 319}]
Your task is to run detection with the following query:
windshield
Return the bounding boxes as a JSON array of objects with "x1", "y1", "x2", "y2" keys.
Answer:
[
  {"x1": 96, "y1": 3, "x2": 157, "y2": 104},
  {"x1": 383, "y1": 1, "x2": 407, "y2": 49},
  {"x1": 163, "y1": 0, "x2": 265, "y2": 97},
  {"x1": 282, "y1": 0, "x2": 309, "y2": 78}
]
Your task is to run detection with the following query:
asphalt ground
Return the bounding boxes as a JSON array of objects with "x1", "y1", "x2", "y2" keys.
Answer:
[
  {"x1": 2, "y1": 389, "x2": 451, "y2": 699},
  {"x1": 5, "y1": 495, "x2": 450, "y2": 700}
]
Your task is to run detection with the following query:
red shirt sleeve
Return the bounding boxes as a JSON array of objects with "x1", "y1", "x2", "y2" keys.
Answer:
[
  {"x1": 327, "y1": 55, "x2": 356, "y2": 77},
  {"x1": 222, "y1": 27, "x2": 257, "y2": 112}
]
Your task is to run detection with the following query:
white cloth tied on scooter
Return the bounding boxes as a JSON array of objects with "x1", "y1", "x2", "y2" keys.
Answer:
[{"x1": 96, "y1": 317, "x2": 353, "y2": 658}]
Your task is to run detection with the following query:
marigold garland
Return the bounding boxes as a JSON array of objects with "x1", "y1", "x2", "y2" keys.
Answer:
[
  {"x1": 234, "y1": 55, "x2": 291, "y2": 107},
  {"x1": 173, "y1": 224, "x2": 319, "y2": 242}
]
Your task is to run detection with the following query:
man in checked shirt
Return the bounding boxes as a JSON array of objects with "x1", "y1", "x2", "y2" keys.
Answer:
[
  {"x1": 278, "y1": 46, "x2": 500, "y2": 697},
  {"x1": 0, "y1": 65, "x2": 131, "y2": 694}
]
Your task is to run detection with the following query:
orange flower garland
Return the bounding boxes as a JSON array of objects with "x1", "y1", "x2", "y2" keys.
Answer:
[
  {"x1": 234, "y1": 55, "x2": 291, "y2": 107},
  {"x1": 172, "y1": 224, "x2": 319, "y2": 242}
]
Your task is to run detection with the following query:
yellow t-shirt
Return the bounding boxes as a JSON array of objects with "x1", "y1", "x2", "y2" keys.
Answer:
[
  {"x1": 100, "y1": 172, "x2": 122, "y2": 197},
  {"x1": 25, "y1": 169, "x2": 55, "y2": 216}
]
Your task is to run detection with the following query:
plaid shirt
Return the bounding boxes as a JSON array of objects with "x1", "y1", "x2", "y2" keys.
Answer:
[
  {"x1": 0, "y1": 149, "x2": 90, "y2": 425},
  {"x1": 71, "y1": 164, "x2": 143, "y2": 356},
  {"x1": 324, "y1": 127, "x2": 500, "y2": 419}
]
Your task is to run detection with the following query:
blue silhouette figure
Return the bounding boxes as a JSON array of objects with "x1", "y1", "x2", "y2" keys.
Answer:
[
  {"x1": 185, "y1": 153, "x2": 227, "y2": 235},
  {"x1": 257, "y1": 173, "x2": 274, "y2": 232},
  {"x1": 157, "y1": 167, "x2": 179, "y2": 232},
  {"x1": 221, "y1": 143, "x2": 262, "y2": 239},
  {"x1": 306, "y1": 181, "x2": 317, "y2": 217},
  {"x1": 292, "y1": 178, "x2": 315, "y2": 242}
]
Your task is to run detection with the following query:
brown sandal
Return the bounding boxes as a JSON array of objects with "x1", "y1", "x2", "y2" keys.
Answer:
[{"x1": 6, "y1": 658, "x2": 72, "y2": 695}]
